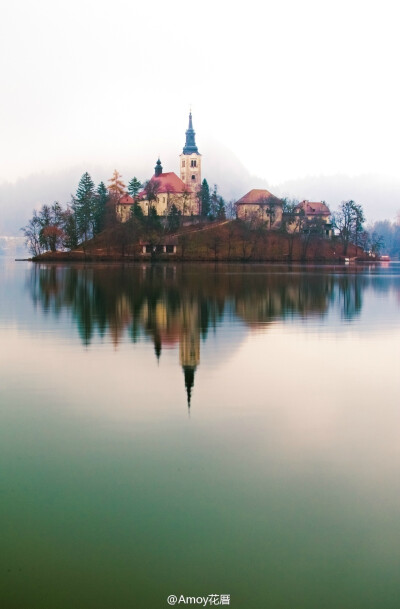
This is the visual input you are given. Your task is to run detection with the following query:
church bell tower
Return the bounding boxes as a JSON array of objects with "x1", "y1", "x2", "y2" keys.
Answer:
[{"x1": 179, "y1": 112, "x2": 201, "y2": 194}]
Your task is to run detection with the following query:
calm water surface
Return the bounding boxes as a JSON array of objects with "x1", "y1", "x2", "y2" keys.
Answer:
[{"x1": 1, "y1": 259, "x2": 400, "y2": 609}]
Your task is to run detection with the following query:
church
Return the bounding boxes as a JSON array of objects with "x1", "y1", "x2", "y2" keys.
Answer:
[{"x1": 116, "y1": 112, "x2": 202, "y2": 221}]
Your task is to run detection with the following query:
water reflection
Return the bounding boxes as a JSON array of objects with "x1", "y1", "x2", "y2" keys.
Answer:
[{"x1": 27, "y1": 263, "x2": 400, "y2": 409}]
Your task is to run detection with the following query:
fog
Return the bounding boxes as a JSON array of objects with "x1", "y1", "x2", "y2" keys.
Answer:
[{"x1": 1, "y1": 0, "x2": 399, "y2": 233}]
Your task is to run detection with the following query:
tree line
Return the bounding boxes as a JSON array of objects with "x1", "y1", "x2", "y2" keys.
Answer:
[
  {"x1": 22, "y1": 168, "x2": 387, "y2": 259},
  {"x1": 22, "y1": 170, "x2": 230, "y2": 255}
]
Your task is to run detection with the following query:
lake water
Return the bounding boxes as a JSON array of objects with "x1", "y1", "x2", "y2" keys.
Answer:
[{"x1": 1, "y1": 259, "x2": 400, "y2": 609}]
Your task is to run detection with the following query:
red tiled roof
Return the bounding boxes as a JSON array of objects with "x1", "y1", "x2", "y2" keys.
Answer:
[
  {"x1": 236, "y1": 189, "x2": 281, "y2": 205},
  {"x1": 141, "y1": 172, "x2": 187, "y2": 197},
  {"x1": 297, "y1": 200, "x2": 330, "y2": 216},
  {"x1": 119, "y1": 194, "x2": 134, "y2": 205}
]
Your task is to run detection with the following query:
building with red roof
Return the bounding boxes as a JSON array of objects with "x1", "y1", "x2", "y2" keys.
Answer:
[
  {"x1": 235, "y1": 189, "x2": 283, "y2": 227},
  {"x1": 116, "y1": 194, "x2": 134, "y2": 222},
  {"x1": 138, "y1": 113, "x2": 202, "y2": 217},
  {"x1": 295, "y1": 200, "x2": 331, "y2": 221},
  {"x1": 115, "y1": 112, "x2": 202, "y2": 222}
]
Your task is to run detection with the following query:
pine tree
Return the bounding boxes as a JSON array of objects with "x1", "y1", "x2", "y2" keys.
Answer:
[
  {"x1": 62, "y1": 207, "x2": 79, "y2": 250},
  {"x1": 127, "y1": 177, "x2": 142, "y2": 201},
  {"x1": 167, "y1": 203, "x2": 182, "y2": 232},
  {"x1": 209, "y1": 184, "x2": 219, "y2": 220},
  {"x1": 93, "y1": 181, "x2": 109, "y2": 234},
  {"x1": 199, "y1": 179, "x2": 211, "y2": 217},
  {"x1": 73, "y1": 172, "x2": 96, "y2": 242},
  {"x1": 217, "y1": 196, "x2": 226, "y2": 220},
  {"x1": 147, "y1": 205, "x2": 161, "y2": 231},
  {"x1": 131, "y1": 202, "x2": 144, "y2": 221}
]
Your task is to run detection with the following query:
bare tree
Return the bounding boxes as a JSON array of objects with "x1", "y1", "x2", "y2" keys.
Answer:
[
  {"x1": 143, "y1": 180, "x2": 161, "y2": 216},
  {"x1": 21, "y1": 210, "x2": 42, "y2": 256},
  {"x1": 332, "y1": 200, "x2": 365, "y2": 256}
]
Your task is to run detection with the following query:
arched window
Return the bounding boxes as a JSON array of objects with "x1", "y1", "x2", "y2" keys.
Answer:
[{"x1": 191, "y1": 175, "x2": 196, "y2": 181}]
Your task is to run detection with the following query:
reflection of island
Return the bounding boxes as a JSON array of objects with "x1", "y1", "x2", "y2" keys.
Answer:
[{"x1": 28, "y1": 264, "x2": 375, "y2": 408}]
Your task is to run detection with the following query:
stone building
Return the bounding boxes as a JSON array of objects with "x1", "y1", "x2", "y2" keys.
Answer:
[
  {"x1": 115, "y1": 194, "x2": 134, "y2": 222},
  {"x1": 235, "y1": 189, "x2": 283, "y2": 227}
]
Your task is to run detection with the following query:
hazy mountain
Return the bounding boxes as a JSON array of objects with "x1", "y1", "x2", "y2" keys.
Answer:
[{"x1": 1, "y1": 141, "x2": 399, "y2": 235}]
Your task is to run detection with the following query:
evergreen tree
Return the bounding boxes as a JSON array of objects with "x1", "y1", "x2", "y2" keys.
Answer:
[
  {"x1": 209, "y1": 184, "x2": 219, "y2": 220},
  {"x1": 217, "y1": 196, "x2": 226, "y2": 220},
  {"x1": 167, "y1": 203, "x2": 182, "y2": 232},
  {"x1": 199, "y1": 179, "x2": 210, "y2": 217},
  {"x1": 93, "y1": 181, "x2": 109, "y2": 234},
  {"x1": 127, "y1": 177, "x2": 142, "y2": 201},
  {"x1": 62, "y1": 207, "x2": 79, "y2": 250},
  {"x1": 73, "y1": 172, "x2": 96, "y2": 242},
  {"x1": 147, "y1": 205, "x2": 162, "y2": 231},
  {"x1": 131, "y1": 202, "x2": 144, "y2": 221}
]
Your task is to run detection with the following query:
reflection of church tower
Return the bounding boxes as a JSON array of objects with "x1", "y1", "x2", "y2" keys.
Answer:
[
  {"x1": 180, "y1": 112, "x2": 201, "y2": 196},
  {"x1": 179, "y1": 298, "x2": 200, "y2": 410},
  {"x1": 183, "y1": 366, "x2": 195, "y2": 409}
]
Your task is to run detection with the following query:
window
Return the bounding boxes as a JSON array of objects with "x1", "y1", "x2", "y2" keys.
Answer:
[
  {"x1": 190, "y1": 159, "x2": 197, "y2": 167},
  {"x1": 192, "y1": 175, "x2": 196, "y2": 181},
  {"x1": 182, "y1": 160, "x2": 185, "y2": 167}
]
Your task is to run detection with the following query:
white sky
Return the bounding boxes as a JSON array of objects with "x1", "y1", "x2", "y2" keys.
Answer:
[{"x1": 0, "y1": 0, "x2": 399, "y2": 185}]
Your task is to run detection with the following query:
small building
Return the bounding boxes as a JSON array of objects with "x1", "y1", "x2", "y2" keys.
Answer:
[
  {"x1": 235, "y1": 189, "x2": 283, "y2": 227},
  {"x1": 295, "y1": 200, "x2": 331, "y2": 223},
  {"x1": 141, "y1": 236, "x2": 178, "y2": 255},
  {"x1": 295, "y1": 200, "x2": 332, "y2": 237},
  {"x1": 116, "y1": 194, "x2": 134, "y2": 222}
]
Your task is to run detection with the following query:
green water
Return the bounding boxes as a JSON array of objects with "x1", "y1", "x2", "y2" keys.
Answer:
[{"x1": 1, "y1": 260, "x2": 400, "y2": 608}]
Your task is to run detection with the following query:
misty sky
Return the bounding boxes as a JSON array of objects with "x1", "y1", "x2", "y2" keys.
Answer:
[{"x1": 1, "y1": 0, "x2": 400, "y2": 228}]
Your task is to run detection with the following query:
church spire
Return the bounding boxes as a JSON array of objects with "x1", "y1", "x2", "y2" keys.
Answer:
[
  {"x1": 154, "y1": 157, "x2": 163, "y2": 177},
  {"x1": 182, "y1": 112, "x2": 199, "y2": 154}
]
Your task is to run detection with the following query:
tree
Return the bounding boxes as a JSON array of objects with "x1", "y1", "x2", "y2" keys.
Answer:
[
  {"x1": 108, "y1": 170, "x2": 126, "y2": 202},
  {"x1": 127, "y1": 177, "x2": 142, "y2": 201},
  {"x1": 300, "y1": 215, "x2": 326, "y2": 260},
  {"x1": 216, "y1": 195, "x2": 226, "y2": 220},
  {"x1": 73, "y1": 172, "x2": 96, "y2": 242},
  {"x1": 369, "y1": 232, "x2": 385, "y2": 256},
  {"x1": 263, "y1": 198, "x2": 277, "y2": 230},
  {"x1": 280, "y1": 198, "x2": 301, "y2": 261},
  {"x1": 225, "y1": 199, "x2": 237, "y2": 220},
  {"x1": 93, "y1": 181, "x2": 109, "y2": 234},
  {"x1": 21, "y1": 210, "x2": 42, "y2": 256},
  {"x1": 167, "y1": 203, "x2": 182, "y2": 232},
  {"x1": 147, "y1": 205, "x2": 162, "y2": 232},
  {"x1": 143, "y1": 179, "x2": 160, "y2": 216},
  {"x1": 207, "y1": 230, "x2": 223, "y2": 261},
  {"x1": 62, "y1": 207, "x2": 79, "y2": 250},
  {"x1": 198, "y1": 179, "x2": 211, "y2": 218},
  {"x1": 209, "y1": 184, "x2": 219, "y2": 219},
  {"x1": 181, "y1": 189, "x2": 191, "y2": 216},
  {"x1": 38, "y1": 202, "x2": 64, "y2": 252},
  {"x1": 131, "y1": 201, "x2": 144, "y2": 221},
  {"x1": 332, "y1": 200, "x2": 365, "y2": 255}
]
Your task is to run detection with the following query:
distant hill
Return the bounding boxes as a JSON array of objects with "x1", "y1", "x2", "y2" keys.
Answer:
[{"x1": 1, "y1": 141, "x2": 400, "y2": 234}]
